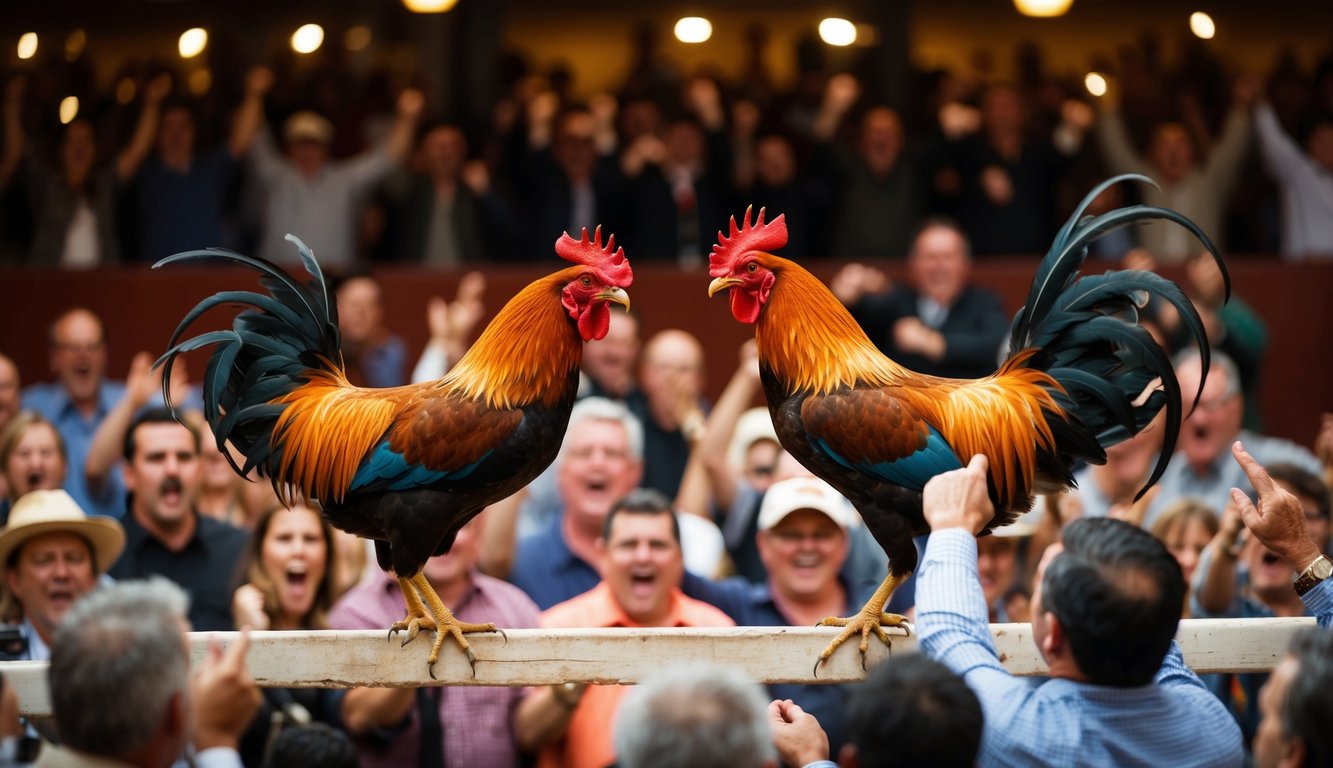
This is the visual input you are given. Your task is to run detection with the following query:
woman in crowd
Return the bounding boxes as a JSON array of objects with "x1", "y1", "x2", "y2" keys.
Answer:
[
  {"x1": 232, "y1": 502, "x2": 347, "y2": 766},
  {"x1": 1150, "y1": 498, "x2": 1220, "y2": 616}
]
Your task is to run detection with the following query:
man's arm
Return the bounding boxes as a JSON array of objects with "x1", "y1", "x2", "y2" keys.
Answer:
[
  {"x1": 1231, "y1": 441, "x2": 1332, "y2": 627},
  {"x1": 916, "y1": 457, "x2": 1029, "y2": 710},
  {"x1": 114, "y1": 73, "x2": 172, "y2": 182},
  {"x1": 227, "y1": 67, "x2": 272, "y2": 158}
]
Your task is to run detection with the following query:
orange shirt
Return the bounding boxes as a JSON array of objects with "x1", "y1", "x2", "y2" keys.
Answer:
[{"x1": 536, "y1": 582, "x2": 735, "y2": 768}]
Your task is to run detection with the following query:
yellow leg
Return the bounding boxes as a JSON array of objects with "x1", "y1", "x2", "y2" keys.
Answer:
[
  {"x1": 815, "y1": 571, "x2": 911, "y2": 671},
  {"x1": 389, "y1": 575, "x2": 437, "y2": 643},
  {"x1": 408, "y1": 571, "x2": 498, "y2": 677}
]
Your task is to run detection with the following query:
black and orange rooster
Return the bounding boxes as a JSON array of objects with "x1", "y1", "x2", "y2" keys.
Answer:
[
  {"x1": 157, "y1": 229, "x2": 632, "y2": 673},
  {"x1": 706, "y1": 174, "x2": 1226, "y2": 666}
]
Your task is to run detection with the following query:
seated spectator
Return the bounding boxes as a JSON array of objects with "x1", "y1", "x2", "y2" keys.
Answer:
[
  {"x1": 507, "y1": 398, "x2": 727, "y2": 611},
  {"x1": 0, "y1": 411, "x2": 66, "y2": 523},
  {"x1": 335, "y1": 271, "x2": 407, "y2": 389},
  {"x1": 1149, "y1": 498, "x2": 1219, "y2": 615},
  {"x1": 0, "y1": 352, "x2": 19, "y2": 441},
  {"x1": 514, "y1": 489, "x2": 734, "y2": 768},
  {"x1": 976, "y1": 518, "x2": 1037, "y2": 623},
  {"x1": 1144, "y1": 349, "x2": 1321, "y2": 528},
  {"x1": 577, "y1": 305, "x2": 640, "y2": 402},
  {"x1": 1253, "y1": 629, "x2": 1333, "y2": 768},
  {"x1": 21, "y1": 308, "x2": 127, "y2": 519},
  {"x1": 107, "y1": 408, "x2": 247, "y2": 631},
  {"x1": 0, "y1": 489, "x2": 123, "y2": 661},
  {"x1": 613, "y1": 662, "x2": 775, "y2": 768},
  {"x1": 627, "y1": 329, "x2": 707, "y2": 500},
  {"x1": 1068, "y1": 414, "x2": 1163, "y2": 520},
  {"x1": 230, "y1": 502, "x2": 346, "y2": 767},
  {"x1": 832, "y1": 218, "x2": 1009, "y2": 379},
  {"x1": 1193, "y1": 455, "x2": 1331, "y2": 745},
  {"x1": 770, "y1": 653, "x2": 984, "y2": 768},
  {"x1": 37, "y1": 578, "x2": 261, "y2": 768},
  {"x1": 330, "y1": 512, "x2": 538, "y2": 768},
  {"x1": 916, "y1": 454, "x2": 1241, "y2": 766},
  {"x1": 261, "y1": 723, "x2": 360, "y2": 768}
]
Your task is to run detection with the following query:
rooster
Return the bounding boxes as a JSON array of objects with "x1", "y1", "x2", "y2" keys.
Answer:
[
  {"x1": 156, "y1": 229, "x2": 632, "y2": 674},
  {"x1": 706, "y1": 174, "x2": 1225, "y2": 666}
]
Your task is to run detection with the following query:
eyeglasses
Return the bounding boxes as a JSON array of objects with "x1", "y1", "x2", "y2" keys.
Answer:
[{"x1": 769, "y1": 528, "x2": 840, "y2": 545}]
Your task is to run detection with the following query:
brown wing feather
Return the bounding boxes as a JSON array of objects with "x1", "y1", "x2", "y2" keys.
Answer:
[
  {"x1": 800, "y1": 389, "x2": 931, "y2": 464},
  {"x1": 389, "y1": 392, "x2": 524, "y2": 469}
]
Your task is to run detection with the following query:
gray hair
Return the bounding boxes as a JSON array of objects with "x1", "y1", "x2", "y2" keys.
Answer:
[
  {"x1": 560, "y1": 397, "x2": 644, "y2": 464},
  {"x1": 1172, "y1": 347, "x2": 1240, "y2": 400},
  {"x1": 49, "y1": 578, "x2": 191, "y2": 758},
  {"x1": 613, "y1": 662, "x2": 776, "y2": 768}
]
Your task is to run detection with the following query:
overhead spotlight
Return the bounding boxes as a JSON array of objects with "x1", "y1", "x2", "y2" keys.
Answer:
[
  {"x1": 65, "y1": 29, "x2": 86, "y2": 61},
  {"x1": 179, "y1": 28, "x2": 208, "y2": 59},
  {"x1": 1084, "y1": 72, "x2": 1107, "y2": 97},
  {"x1": 1013, "y1": 0, "x2": 1074, "y2": 18},
  {"x1": 402, "y1": 0, "x2": 459, "y2": 11},
  {"x1": 674, "y1": 17, "x2": 713, "y2": 44},
  {"x1": 291, "y1": 24, "x2": 324, "y2": 54},
  {"x1": 59, "y1": 96, "x2": 79, "y2": 125},
  {"x1": 345, "y1": 25, "x2": 373, "y2": 52},
  {"x1": 17, "y1": 33, "x2": 38, "y2": 60},
  {"x1": 1190, "y1": 12, "x2": 1216, "y2": 39},
  {"x1": 819, "y1": 18, "x2": 857, "y2": 47}
]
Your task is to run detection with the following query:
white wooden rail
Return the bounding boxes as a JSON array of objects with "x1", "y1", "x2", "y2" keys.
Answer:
[{"x1": 3, "y1": 617, "x2": 1315, "y2": 717}]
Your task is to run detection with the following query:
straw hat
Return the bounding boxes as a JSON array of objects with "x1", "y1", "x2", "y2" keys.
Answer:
[{"x1": 0, "y1": 490, "x2": 125, "y2": 573}]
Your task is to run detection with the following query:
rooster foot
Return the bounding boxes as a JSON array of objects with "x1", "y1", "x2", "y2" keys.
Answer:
[
  {"x1": 426, "y1": 615, "x2": 499, "y2": 680},
  {"x1": 813, "y1": 611, "x2": 909, "y2": 676},
  {"x1": 390, "y1": 615, "x2": 438, "y2": 647}
]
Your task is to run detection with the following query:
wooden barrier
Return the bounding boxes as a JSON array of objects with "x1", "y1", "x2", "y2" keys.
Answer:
[{"x1": 2, "y1": 617, "x2": 1315, "y2": 716}]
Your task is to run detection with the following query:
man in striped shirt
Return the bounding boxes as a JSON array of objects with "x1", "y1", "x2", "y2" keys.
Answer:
[{"x1": 915, "y1": 455, "x2": 1243, "y2": 767}]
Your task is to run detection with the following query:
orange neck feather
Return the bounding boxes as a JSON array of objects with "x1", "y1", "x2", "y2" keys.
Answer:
[
  {"x1": 442, "y1": 269, "x2": 583, "y2": 408},
  {"x1": 755, "y1": 256, "x2": 911, "y2": 394}
]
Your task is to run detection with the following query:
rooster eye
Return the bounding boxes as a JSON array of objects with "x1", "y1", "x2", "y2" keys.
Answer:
[
  {"x1": 746, "y1": 263, "x2": 758, "y2": 274},
  {"x1": 580, "y1": 276, "x2": 591, "y2": 287}
]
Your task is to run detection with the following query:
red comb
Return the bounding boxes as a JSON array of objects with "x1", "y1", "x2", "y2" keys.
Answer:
[
  {"x1": 709, "y1": 206, "x2": 788, "y2": 277},
  {"x1": 555, "y1": 226, "x2": 633, "y2": 287}
]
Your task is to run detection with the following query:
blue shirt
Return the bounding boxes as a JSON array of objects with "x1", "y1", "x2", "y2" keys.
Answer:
[
  {"x1": 703, "y1": 575, "x2": 872, "y2": 759},
  {"x1": 135, "y1": 147, "x2": 238, "y2": 263},
  {"x1": 21, "y1": 380, "x2": 127, "y2": 519},
  {"x1": 917, "y1": 529, "x2": 1242, "y2": 768}
]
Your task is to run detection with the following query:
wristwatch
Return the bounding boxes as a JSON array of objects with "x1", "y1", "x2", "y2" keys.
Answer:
[{"x1": 1293, "y1": 554, "x2": 1333, "y2": 596}]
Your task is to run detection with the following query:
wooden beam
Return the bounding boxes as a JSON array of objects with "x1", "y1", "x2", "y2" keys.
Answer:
[{"x1": 4, "y1": 617, "x2": 1314, "y2": 717}]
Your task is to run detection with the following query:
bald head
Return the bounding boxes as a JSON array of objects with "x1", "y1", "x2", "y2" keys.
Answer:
[
  {"x1": 640, "y1": 330, "x2": 705, "y2": 426},
  {"x1": 49, "y1": 309, "x2": 107, "y2": 407}
]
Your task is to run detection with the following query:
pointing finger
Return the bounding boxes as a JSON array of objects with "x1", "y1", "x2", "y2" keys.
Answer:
[{"x1": 1231, "y1": 441, "x2": 1275, "y2": 496}]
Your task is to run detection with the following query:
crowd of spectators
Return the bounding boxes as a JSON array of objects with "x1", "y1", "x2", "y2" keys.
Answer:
[
  {"x1": 1, "y1": 27, "x2": 1333, "y2": 768},
  {"x1": 4, "y1": 32, "x2": 1333, "y2": 269}
]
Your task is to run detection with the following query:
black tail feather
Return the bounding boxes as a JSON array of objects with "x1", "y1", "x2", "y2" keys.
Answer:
[
  {"x1": 1008, "y1": 174, "x2": 1226, "y2": 501},
  {"x1": 153, "y1": 236, "x2": 342, "y2": 483}
]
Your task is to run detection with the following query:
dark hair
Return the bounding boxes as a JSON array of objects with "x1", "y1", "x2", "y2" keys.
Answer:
[
  {"x1": 240, "y1": 503, "x2": 339, "y2": 630},
  {"x1": 261, "y1": 723, "x2": 359, "y2": 768},
  {"x1": 602, "y1": 488, "x2": 680, "y2": 544},
  {"x1": 123, "y1": 406, "x2": 200, "y2": 462},
  {"x1": 846, "y1": 653, "x2": 983, "y2": 768},
  {"x1": 1283, "y1": 628, "x2": 1333, "y2": 767},
  {"x1": 1041, "y1": 518, "x2": 1184, "y2": 686},
  {"x1": 1267, "y1": 463, "x2": 1331, "y2": 521}
]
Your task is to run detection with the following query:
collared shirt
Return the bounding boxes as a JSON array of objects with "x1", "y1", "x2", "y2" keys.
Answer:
[
  {"x1": 537, "y1": 583, "x2": 734, "y2": 768},
  {"x1": 19, "y1": 617, "x2": 50, "y2": 662},
  {"x1": 107, "y1": 511, "x2": 247, "y2": 632},
  {"x1": 21, "y1": 380, "x2": 126, "y2": 519},
  {"x1": 1254, "y1": 103, "x2": 1333, "y2": 261},
  {"x1": 1143, "y1": 431, "x2": 1322, "y2": 529},
  {"x1": 328, "y1": 569, "x2": 540, "y2": 768},
  {"x1": 507, "y1": 516, "x2": 747, "y2": 618},
  {"x1": 916, "y1": 529, "x2": 1242, "y2": 768},
  {"x1": 707, "y1": 575, "x2": 870, "y2": 759}
]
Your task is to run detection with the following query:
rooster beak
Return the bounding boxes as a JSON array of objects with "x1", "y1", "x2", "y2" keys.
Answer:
[
  {"x1": 597, "y1": 287, "x2": 631, "y2": 311},
  {"x1": 709, "y1": 277, "x2": 741, "y2": 297}
]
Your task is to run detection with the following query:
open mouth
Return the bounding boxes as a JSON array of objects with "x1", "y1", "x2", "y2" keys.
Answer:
[
  {"x1": 628, "y1": 571, "x2": 657, "y2": 598},
  {"x1": 285, "y1": 563, "x2": 309, "y2": 589},
  {"x1": 26, "y1": 471, "x2": 44, "y2": 488}
]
